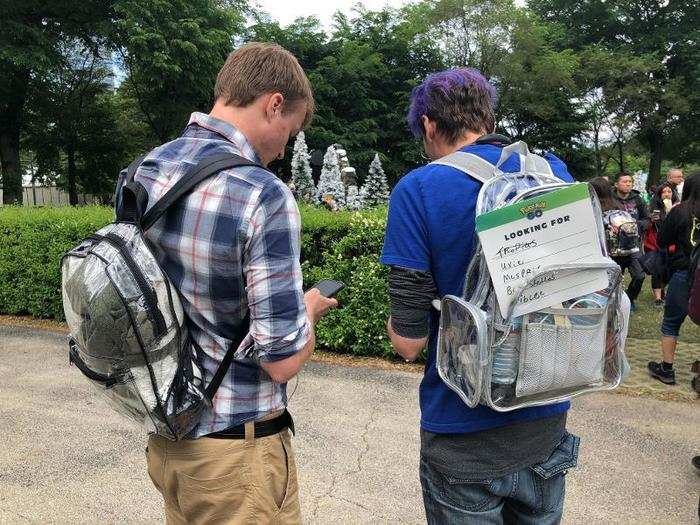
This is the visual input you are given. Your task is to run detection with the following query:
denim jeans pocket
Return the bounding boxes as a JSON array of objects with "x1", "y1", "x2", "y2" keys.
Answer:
[
  {"x1": 528, "y1": 432, "x2": 580, "y2": 514},
  {"x1": 530, "y1": 432, "x2": 580, "y2": 479},
  {"x1": 433, "y1": 469, "x2": 497, "y2": 512}
]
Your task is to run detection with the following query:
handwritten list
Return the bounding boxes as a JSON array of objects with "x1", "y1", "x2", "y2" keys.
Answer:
[{"x1": 476, "y1": 183, "x2": 609, "y2": 318}]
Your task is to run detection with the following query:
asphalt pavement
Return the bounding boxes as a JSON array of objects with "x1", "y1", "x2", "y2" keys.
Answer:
[{"x1": 0, "y1": 325, "x2": 698, "y2": 524}]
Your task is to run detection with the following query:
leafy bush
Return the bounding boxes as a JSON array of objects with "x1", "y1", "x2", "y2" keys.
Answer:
[
  {"x1": 304, "y1": 214, "x2": 391, "y2": 357},
  {"x1": 0, "y1": 205, "x2": 392, "y2": 357},
  {"x1": 0, "y1": 206, "x2": 114, "y2": 319}
]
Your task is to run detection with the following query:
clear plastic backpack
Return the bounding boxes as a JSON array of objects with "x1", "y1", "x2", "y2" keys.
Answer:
[
  {"x1": 62, "y1": 153, "x2": 256, "y2": 439},
  {"x1": 432, "y1": 142, "x2": 630, "y2": 411},
  {"x1": 604, "y1": 209, "x2": 640, "y2": 257}
]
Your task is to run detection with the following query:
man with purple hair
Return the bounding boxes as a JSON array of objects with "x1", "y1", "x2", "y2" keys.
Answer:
[{"x1": 381, "y1": 68, "x2": 579, "y2": 524}]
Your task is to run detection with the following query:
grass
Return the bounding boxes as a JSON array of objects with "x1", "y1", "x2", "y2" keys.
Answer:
[{"x1": 624, "y1": 275, "x2": 700, "y2": 342}]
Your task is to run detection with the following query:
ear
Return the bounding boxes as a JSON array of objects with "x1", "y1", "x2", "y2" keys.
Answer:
[
  {"x1": 265, "y1": 92, "x2": 285, "y2": 121},
  {"x1": 422, "y1": 115, "x2": 436, "y2": 142}
]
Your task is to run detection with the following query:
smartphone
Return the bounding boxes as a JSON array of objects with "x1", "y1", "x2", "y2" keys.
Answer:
[{"x1": 312, "y1": 279, "x2": 345, "y2": 298}]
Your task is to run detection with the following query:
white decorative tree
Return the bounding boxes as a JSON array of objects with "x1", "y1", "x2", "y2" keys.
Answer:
[
  {"x1": 316, "y1": 145, "x2": 345, "y2": 208},
  {"x1": 290, "y1": 131, "x2": 316, "y2": 203},
  {"x1": 359, "y1": 153, "x2": 389, "y2": 207},
  {"x1": 632, "y1": 170, "x2": 648, "y2": 195},
  {"x1": 346, "y1": 185, "x2": 363, "y2": 210}
]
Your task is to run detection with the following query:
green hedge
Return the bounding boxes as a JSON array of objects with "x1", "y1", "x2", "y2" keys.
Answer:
[{"x1": 0, "y1": 205, "x2": 392, "y2": 357}]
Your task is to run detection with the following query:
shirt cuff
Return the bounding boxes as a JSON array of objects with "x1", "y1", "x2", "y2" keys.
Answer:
[{"x1": 254, "y1": 321, "x2": 310, "y2": 363}]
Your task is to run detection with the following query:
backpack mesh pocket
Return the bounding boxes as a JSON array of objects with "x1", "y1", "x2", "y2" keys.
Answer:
[{"x1": 517, "y1": 316, "x2": 606, "y2": 397}]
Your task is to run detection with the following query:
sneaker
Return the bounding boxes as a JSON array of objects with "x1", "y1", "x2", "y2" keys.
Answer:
[
  {"x1": 693, "y1": 456, "x2": 700, "y2": 470},
  {"x1": 630, "y1": 301, "x2": 638, "y2": 312},
  {"x1": 654, "y1": 299, "x2": 664, "y2": 309},
  {"x1": 647, "y1": 361, "x2": 676, "y2": 385}
]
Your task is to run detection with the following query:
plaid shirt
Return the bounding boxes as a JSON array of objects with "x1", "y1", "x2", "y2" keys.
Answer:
[{"x1": 115, "y1": 112, "x2": 309, "y2": 437}]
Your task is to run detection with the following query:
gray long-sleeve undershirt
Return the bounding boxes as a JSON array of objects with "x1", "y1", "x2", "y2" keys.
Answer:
[{"x1": 388, "y1": 266, "x2": 438, "y2": 339}]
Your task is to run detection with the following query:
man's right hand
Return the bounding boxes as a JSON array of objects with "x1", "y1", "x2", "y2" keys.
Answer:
[
  {"x1": 261, "y1": 289, "x2": 337, "y2": 384},
  {"x1": 304, "y1": 288, "x2": 338, "y2": 325}
]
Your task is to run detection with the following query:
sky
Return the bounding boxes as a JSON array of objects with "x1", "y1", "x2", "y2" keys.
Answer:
[{"x1": 256, "y1": 0, "x2": 411, "y2": 29}]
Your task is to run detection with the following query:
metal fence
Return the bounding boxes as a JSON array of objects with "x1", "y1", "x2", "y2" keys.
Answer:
[{"x1": 0, "y1": 186, "x2": 100, "y2": 206}]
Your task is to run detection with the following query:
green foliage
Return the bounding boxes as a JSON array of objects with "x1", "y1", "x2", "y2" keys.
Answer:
[
  {"x1": 0, "y1": 0, "x2": 113, "y2": 204},
  {"x1": 113, "y1": 0, "x2": 245, "y2": 142},
  {"x1": 247, "y1": 7, "x2": 442, "y2": 186},
  {"x1": 495, "y1": 11, "x2": 584, "y2": 159},
  {"x1": 23, "y1": 43, "x2": 129, "y2": 203},
  {"x1": 303, "y1": 214, "x2": 392, "y2": 357},
  {"x1": 531, "y1": 0, "x2": 699, "y2": 185},
  {"x1": 0, "y1": 206, "x2": 114, "y2": 319},
  {"x1": 0, "y1": 206, "x2": 394, "y2": 357},
  {"x1": 6, "y1": 0, "x2": 696, "y2": 208}
]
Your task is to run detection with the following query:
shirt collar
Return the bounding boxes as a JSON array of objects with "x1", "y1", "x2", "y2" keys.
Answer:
[{"x1": 188, "y1": 112, "x2": 262, "y2": 164}]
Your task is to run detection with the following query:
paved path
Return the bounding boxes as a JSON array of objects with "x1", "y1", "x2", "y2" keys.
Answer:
[{"x1": 0, "y1": 326, "x2": 698, "y2": 524}]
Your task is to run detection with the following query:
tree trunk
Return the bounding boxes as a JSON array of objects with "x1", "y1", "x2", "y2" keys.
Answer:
[
  {"x1": 0, "y1": 126, "x2": 22, "y2": 205},
  {"x1": 593, "y1": 128, "x2": 602, "y2": 177},
  {"x1": 67, "y1": 147, "x2": 79, "y2": 205},
  {"x1": 648, "y1": 131, "x2": 663, "y2": 188},
  {"x1": 617, "y1": 139, "x2": 625, "y2": 174},
  {"x1": 0, "y1": 64, "x2": 29, "y2": 205}
]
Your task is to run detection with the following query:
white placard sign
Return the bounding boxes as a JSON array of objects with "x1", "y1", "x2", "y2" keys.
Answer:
[{"x1": 475, "y1": 183, "x2": 609, "y2": 318}]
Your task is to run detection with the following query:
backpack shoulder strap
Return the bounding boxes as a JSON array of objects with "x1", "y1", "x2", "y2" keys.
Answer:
[
  {"x1": 140, "y1": 152, "x2": 262, "y2": 231},
  {"x1": 116, "y1": 154, "x2": 148, "y2": 224},
  {"x1": 495, "y1": 141, "x2": 554, "y2": 177},
  {"x1": 429, "y1": 151, "x2": 496, "y2": 183}
]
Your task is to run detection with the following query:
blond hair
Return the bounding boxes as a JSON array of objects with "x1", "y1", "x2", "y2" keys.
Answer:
[{"x1": 214, "y1": 42, "x2": 314, "y2": 128}]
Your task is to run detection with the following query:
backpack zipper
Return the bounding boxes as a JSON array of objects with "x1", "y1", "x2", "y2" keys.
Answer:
[{"x1": 103, "y1": 232, "x2": 168, "y2": 339}]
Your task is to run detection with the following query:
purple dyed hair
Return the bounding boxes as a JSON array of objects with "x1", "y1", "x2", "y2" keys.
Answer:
[{"x1": 407, "y1": 68, "x2": 498, "y2": 142}]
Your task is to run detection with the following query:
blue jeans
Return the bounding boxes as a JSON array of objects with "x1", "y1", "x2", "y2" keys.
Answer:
[
  {"x1": 420, "y1": 432, "x2": 580, "y2": 525},
  {"x1": 661, "y1": 270, "x2": 690, "y2": 337}
]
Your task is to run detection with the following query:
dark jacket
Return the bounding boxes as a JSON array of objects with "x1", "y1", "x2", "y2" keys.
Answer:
[
  {"x1": 614, "y1": 189, "x2": 650, "y2": 235},
  {"x1": 657, "y1": 203, "x2": 697, "y2": 272}
]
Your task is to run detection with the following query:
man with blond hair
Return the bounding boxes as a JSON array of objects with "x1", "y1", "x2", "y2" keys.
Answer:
[{"x1": 115, "y1": 42, "x2": 336, "y2": 524}]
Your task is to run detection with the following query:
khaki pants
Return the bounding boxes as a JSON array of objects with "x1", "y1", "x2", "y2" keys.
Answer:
[{"x1": 146, "y1": 425, "x2": 301, "y2": 525}]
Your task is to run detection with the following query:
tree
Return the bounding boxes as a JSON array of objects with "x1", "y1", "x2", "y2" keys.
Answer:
[
  {"x1": 316, "y1": 146, "x2": 345, "y2": 206},
  {"x1": 0, "y1": 0, "x2": 112, "y2": 204},
  {"x1": 573, "y1": 45, "x2": 658, "y2": 177},
  {"x1": 531, "y1": 0, "x2": 699, "y2": 186},
  {"x1": 290, "y1": 131, "x2": 316, "y2": 203},
  {"x1": 113, "y1": 0, "x2": 245, "y2": 143},
  {"x1": 22, "y1": 42, "x2": 127, "y2": 204},
  {"x1": 346, "y1": 185, "x2": 363, "y2": 210},
  {"x1": 249, "y1": 6, "x2": 443, "y2": 185},
  {"x1": 360, "y1": 154, "x2": 390, "y2": 207},
  {"x1": 422, "y1": 0, "x2": 516, "y2": 77},
  {"x1": 493, "y1": 11, "x2": 584, "y2": 167}
]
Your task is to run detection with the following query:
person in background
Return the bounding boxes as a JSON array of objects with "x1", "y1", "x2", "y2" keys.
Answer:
[
  {"x1": 609, "y1": 173, "x2": 649, "y2": 310},
  {"x1": 648, "y1": 172, "x2": 700, "y2": 385},
  {"x1": 589, "y1": 176, "x2": 619, "y2": 213},
  {"x1": 667, "y1": 168, "x2": 685, "y2": 201},
  {"x1": 645, "y1": 183, "x2": 678, "y2": 307},
  {"x1": 612, "y1": 173, "x2": 650, "y2": 311}
]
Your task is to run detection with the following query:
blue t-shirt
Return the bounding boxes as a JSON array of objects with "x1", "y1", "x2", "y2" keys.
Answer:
[{"x1": 381, "y1": 143, "x2": 575, "y2": 434}]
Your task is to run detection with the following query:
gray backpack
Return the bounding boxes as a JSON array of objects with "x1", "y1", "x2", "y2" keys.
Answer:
[{"x1": 62, "y1": 153, "x2": 256, "y2": 440}]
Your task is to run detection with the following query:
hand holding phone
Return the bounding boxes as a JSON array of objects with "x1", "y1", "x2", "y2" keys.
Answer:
[
  {"x1": 311, "y1": 279, "x2": 345, "y2": 298},
  {"x1": 304, "y1": 280, "x2": 343, "y2": 324}
]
